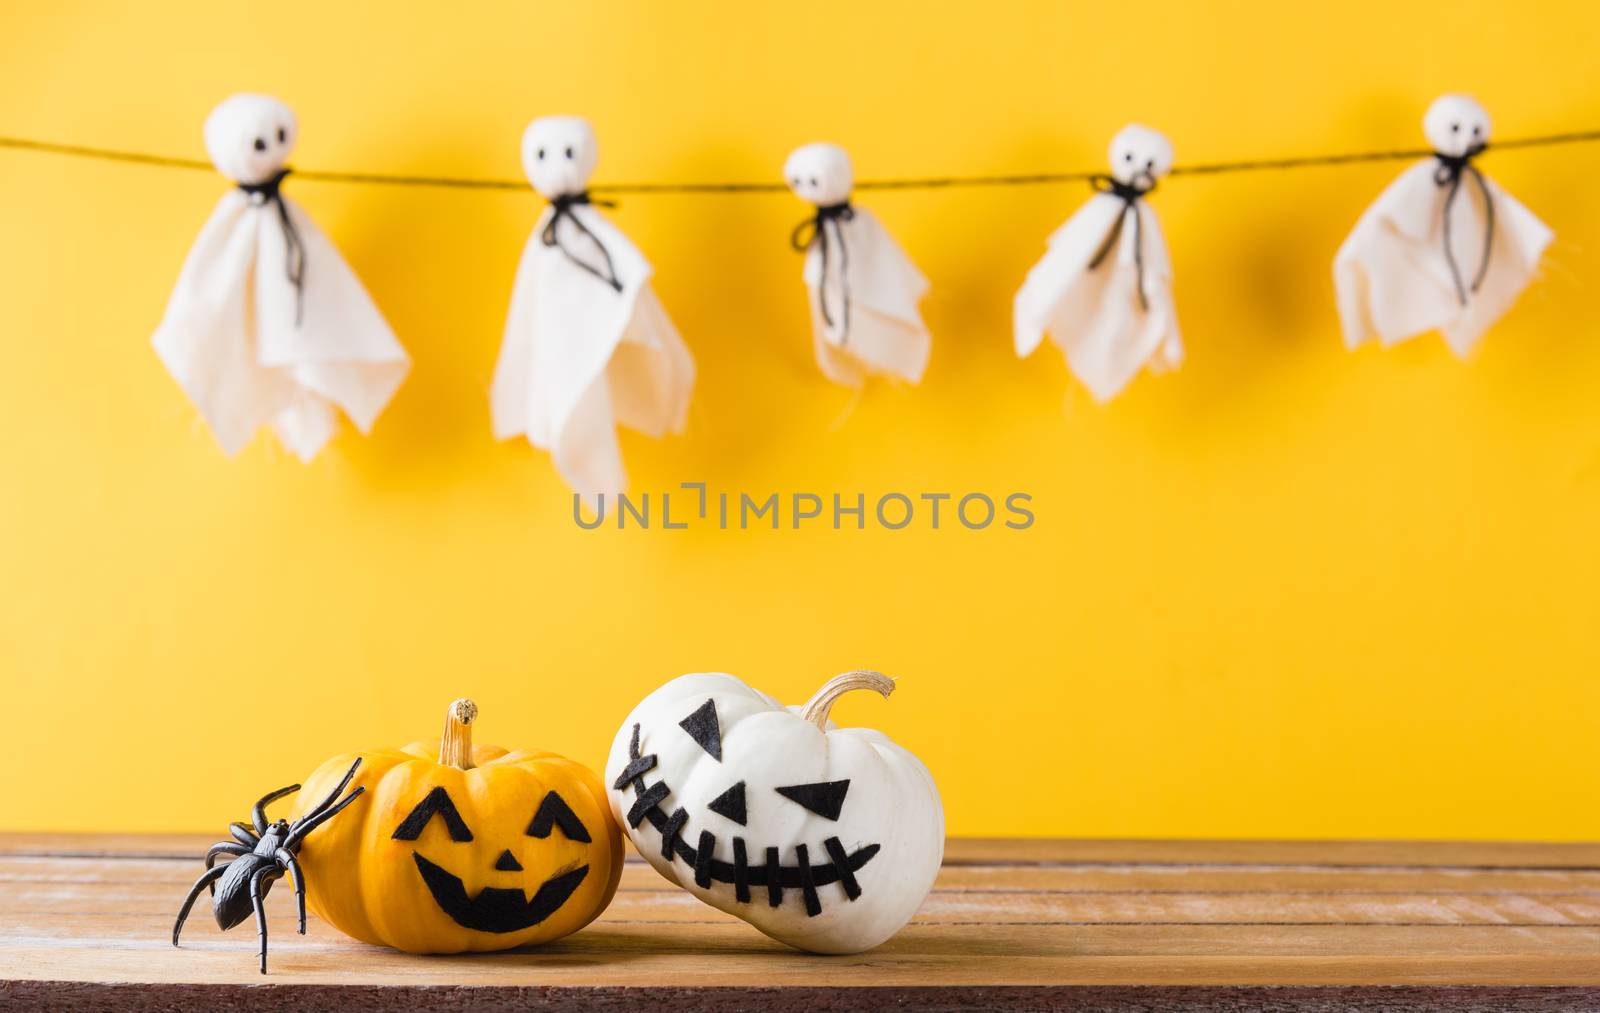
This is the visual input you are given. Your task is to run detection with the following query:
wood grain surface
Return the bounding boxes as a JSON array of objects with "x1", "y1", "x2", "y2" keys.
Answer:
[{"x1": 2, "y1": 835, "x2": 1598, "y2": 1010}]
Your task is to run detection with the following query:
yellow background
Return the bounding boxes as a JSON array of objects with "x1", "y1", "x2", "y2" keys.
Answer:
[{"x1": 1, "y1": 1, "x2": 1597, "y2": 838}]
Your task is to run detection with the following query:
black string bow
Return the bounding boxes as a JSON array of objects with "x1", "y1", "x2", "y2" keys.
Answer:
[
  {"x1": 1086, "y1": 173, "x2": 1155, "y2": 313},
  {"x1": 1432, "y1": 142, "x2": 1494, "y2": 305},
  {"x1": 237, "y1": 168, "x2": 305, "y2": 325},
  {"x1": 791, "y1": 202, "x2": 855, "y2": 341},
  {"x1": 542, "y1": 192, "x2": 623, "y2": 292}
]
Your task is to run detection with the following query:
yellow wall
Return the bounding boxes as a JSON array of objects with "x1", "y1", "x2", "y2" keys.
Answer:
[{"x1": 2, "y1": 0, "x2": 1597, "y2": 838}]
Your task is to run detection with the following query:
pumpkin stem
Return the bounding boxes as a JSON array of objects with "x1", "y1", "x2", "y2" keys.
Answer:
[
  {"x1": 439, "y1": 698, "x2": 478, "y2": 769},
  {"x1": 798, "y1": 670, "x2": 895, "y2": 732}
]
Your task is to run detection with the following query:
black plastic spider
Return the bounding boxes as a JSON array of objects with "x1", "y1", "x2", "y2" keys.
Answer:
[{"x1": 172, "y1": 758, "x2": 364, "y2": 973}]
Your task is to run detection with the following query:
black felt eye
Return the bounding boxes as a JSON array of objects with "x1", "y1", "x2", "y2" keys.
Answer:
[
  {"x1": 392, "y1": 786, "x2": 474, "y2": 842},
  {"x1": 1472, "y1": 124, "x2": 1482, "y2": 135},
  {"x1": 809, "y1": 177, "x2": 818, "y2": 187},
  {"x1": 526, "y1": 790, "x2": 591, "y2": 843},
  {"x1": 1145, "y1": 159, "x2": 1154, "y2": 170},
  {"x1": 565, "y1": 146, "x2": 574, "y2": 159},
  {"x1": 775, "y1": 779, "x2": 851, "y2": 821},
  {"x1": 1125, "y1": 152, "x2": 1133, "y2": 162},
  {"x1": 678, "y1": 699, "x2": 722, "y2": 761},
  {"x1": 791, "y1": 178, "x2": 801, "y2": 188},
  {"x1": 537, "y1": 147, "x2": 546, "y2": 160},
  {"x1": 277, "y1": 127, "x2": 286, "y2": 144},
  {"x1": 1450, "y1": 123, "x2": 1460, "y2": 133},
  {"x1": 253, "y1": 138, "x2": 266, "y2": 152}
]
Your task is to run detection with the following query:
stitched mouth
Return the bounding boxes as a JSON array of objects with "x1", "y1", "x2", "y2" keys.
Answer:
[
  {"x1": 614, "y1": 723, "x2": 880, "y2": 917},
  {"x1": 411, "y1": 852, "x2": 589, "y2": 934}
]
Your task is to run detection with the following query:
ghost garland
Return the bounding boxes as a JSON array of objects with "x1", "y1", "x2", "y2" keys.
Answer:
[
  {"x1": 128, "y1": 98, "x2": 1581, "y2": 460},
  {"x1": 152, "y1": 94, "x2": 410, "y2": 461},
  {"x1": 785, "y1": 144, "x2": 933, "y2": 386},
  {"x1": 605, "y1": 670, "x2": 945, "y2": 954},
  {"x1": 1335, "y1": 95, "x2": 1554, "y2": 358},
  {"x1": 490, "y1": 116, "x2": 696, "y2": 503},
  {"x1": 1014, "y1": 125, "x2": 1182, "y2": 401}
]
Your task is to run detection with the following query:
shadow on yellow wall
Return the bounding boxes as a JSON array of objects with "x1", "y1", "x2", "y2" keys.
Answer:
[{"x1": 0, "y1": 0, "x2": 1597, "y2": 836}]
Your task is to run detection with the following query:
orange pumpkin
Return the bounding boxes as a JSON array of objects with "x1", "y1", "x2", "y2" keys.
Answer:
[{"x1": 291, "y1": 699, "x2": 622, "y2": 953}]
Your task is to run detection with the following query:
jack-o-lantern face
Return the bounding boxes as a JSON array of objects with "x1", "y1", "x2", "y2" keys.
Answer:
[
  {"x1": 293, "y1": 701, "x2": 624, "y2": 954},
  {"x1": 390, "y1": 784, "x2": 594, "y2": 933},
  {"x1": 606, "y1": 672, "x2": 945, "y2": 954},
  {"x1": 615, "y1": 717, "x2": 880, "y2": 917}
]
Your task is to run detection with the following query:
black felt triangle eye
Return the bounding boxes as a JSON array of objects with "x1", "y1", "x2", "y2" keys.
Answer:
[
  {"x1": 526, "y1": 790, "x2": 592, "y2": 843},
  {"x1": 678, "y1": 698, "x2": 722, "y2": 761},
  {"x1": 392, "y1": 786, "x2": 473, "y2": 842},
  {"x1": 706, "y1": 781, "x2": 747, "y2": 825},
  {"x1": 775, "y1": 779, "x2": 850, "y2": 821}
]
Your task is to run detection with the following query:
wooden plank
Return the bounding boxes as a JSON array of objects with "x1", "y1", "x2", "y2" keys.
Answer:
[
  {"x1": 6, "y1": 924, "x2": 1600, "y2": 985},
  {"x1": 2, "y1": 835, "x2": 1598, "y2": 1009},
  {"x1": 8, "y1": 880, "x2": 1600, "y2": 927},
  {"x1": 1, "y1": 983, "x2": 1597, "y2": 1013},
  {"x1": 11, "y1": 855, "x2": 1600, "y2": 902},
  {"x1": 6, "y1": 833, "x2": 1599, "y2": 868}
]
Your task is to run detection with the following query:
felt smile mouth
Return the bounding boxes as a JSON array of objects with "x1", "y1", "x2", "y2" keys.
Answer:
[
  {"x1": 615, "y1": 724, "x2": 880, "y2": 917},
  {"x1": 411, "y1": 853, "x2": 589, "y2": 934}
]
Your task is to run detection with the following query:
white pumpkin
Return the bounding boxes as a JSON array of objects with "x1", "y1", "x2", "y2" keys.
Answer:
[{"x1": 604, "y1": 670, "x2": 944, "y2": 953}]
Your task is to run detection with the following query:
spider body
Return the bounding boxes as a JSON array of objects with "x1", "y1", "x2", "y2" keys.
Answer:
[{"x1": 172, "y1": 757, "x2": 364, "y2": 973}]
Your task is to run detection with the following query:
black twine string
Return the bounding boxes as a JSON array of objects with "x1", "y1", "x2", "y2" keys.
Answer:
[
  {"x1": 1433, "y1": 143, "x2": 1495, "y2": 304},
  {"x1": 541, "y1": 191, "x2": 623, "y2": 291},
  {"x1": 2, "y1": 129, "x2": 1597, "y2": 193},
  {"x1": 1085, "y1": 173, "x2": 1155, "y2": 312},
  {"x1": 790, "y1": 201, "x2": 855, "y2": 339},
  {"x1": 236, "y1": 168, "x2": 306, "y2": 324}
]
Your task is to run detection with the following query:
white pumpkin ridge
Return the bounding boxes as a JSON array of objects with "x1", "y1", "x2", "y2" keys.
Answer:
[{"x1": 613, "y1": 722, "x2": 881, "y2": 916}]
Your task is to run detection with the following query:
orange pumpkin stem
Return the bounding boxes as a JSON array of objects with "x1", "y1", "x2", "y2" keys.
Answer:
[
  {"x1": 439, "y1": 698, "x2": 478, "y2": 769},
  {"x1": 798, "y1": 670, "x2": 895, "y2": 732}
]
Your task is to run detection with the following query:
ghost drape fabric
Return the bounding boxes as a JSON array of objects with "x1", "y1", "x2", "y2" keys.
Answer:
[
  {"x1": 491, "y1": 116, "x2": 695, "y2": 502},
  {"x1": 1335, "y1": 95, "x2": 1553, "y2": 358},
  {"x1": 1014, "y1": 125, "x2": 1182, "y2": 401},
  {"x1": 785, "y1": 143, "x2": 932, "y2": 386},
  {"x1": 151, "y1": 94, "x2": 409, "y2": 461}
]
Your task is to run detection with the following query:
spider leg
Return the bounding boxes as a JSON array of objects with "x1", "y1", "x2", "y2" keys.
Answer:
[
  {"x1": 284, "y1": 785, "x2": 365, "y2": 849},
  {"x1": 276, "y1": 847, "x2": 307, "y2": 935},
  {"x1": 207, "y1": 843, "x2": 250, "y2": 868},
  {"x1": 287, "y1": 757, "x2": 362, "y2": 833},
  {"x1": 251, "y1": 784, "x2": 302, "y2": 834},
  {"x1": 249, "y1": 866, "x2": 279, "y2": 975},
  {"x1": 172, "y1": 864, "x2": 228, "y2": 946},
  {"x1": 205, "y1": 843, "x2": 250, "y2": 895},
  {"x1": 229, "y1": 822, "x2": 261, "y2": 848}
]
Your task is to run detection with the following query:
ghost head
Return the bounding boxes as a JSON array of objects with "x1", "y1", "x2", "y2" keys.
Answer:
[
  {"x1": 1424, "y1": 95, "x2": 1491, "y2": 157},
  {"x1": 1108, "y1": 124, "x2": 1174, "y2": 188},
  {"x1": 522, "y1": 117, "x2": 599, "y2": 200},
  {"x1": 785, "y1": 143, "x2": 854, "y2": 207},
  {"x1": 204, "y1": 94, "x2": 297, "y2": 186}
]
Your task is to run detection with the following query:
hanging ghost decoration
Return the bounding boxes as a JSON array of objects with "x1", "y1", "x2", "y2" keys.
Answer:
[
  {"x1": 491, "y1": 116, "x2": 695, "y2": 502},
  {"x1": 785, "y1": 143, "x2": 932, "y2": 386},
  {"x1": 1334, "y1": 95, "x2": 1553, "y2": 358},
  {"x1": 152, "y1": 94, "x2": 410, "y2": 461},
  {"x1": 605, "y1": 670, "x2": 944, "y2": 954},
  {"x1": 1014, "y1": 125, "x2": 1181, "y2": 402}
]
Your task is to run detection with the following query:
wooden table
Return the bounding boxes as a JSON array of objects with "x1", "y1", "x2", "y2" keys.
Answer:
[{"x1": 2, "y1": 835, "x2": 1598, "y2": 1010}]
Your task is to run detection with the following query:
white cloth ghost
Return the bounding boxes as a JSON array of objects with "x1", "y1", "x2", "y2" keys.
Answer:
[
  {"x1": 491, "y1": 116, "x2": 695, "y2": 502},
  {"x1": 1014, "y1": 125, "x2": 1182, "y2": 402},
  {"x1": 1334, "y1": 95, "x2": 1553, "y2": 358},
  {"x1": 152, "y1": 94, "x2": 409, "y2": 461},
  {"x1": 785, "y1": 143, "x2": 932, "y2": 386}
]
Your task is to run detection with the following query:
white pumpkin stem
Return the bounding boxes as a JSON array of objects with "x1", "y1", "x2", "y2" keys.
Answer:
[
  {"x1": 439, "y1": 698, "x2": 478, "y2": 770},
  {"x1": 798, "y1": 670, "x2": 895, "y2": 732}
]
